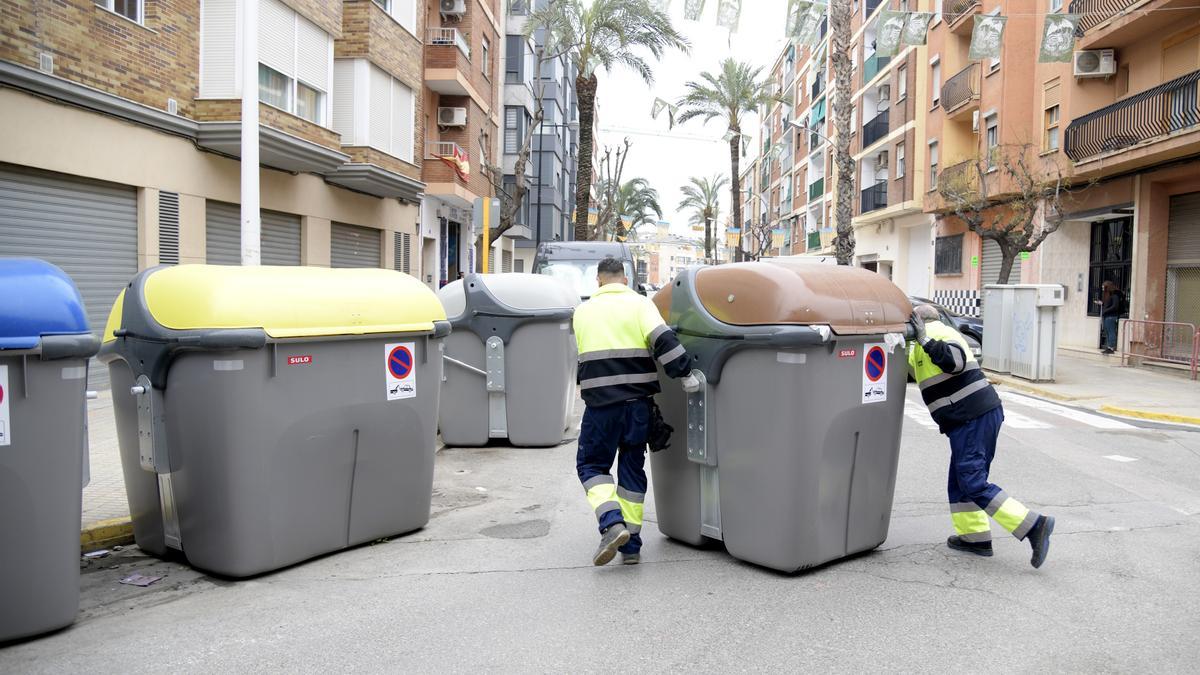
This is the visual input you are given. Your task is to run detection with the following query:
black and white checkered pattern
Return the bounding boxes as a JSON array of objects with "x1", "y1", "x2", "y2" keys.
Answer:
[{"x1": 932, "y1": 290, "x2": 981, "y2": 318}]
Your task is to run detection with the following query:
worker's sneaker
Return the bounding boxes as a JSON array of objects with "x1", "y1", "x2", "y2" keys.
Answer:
[
  {"x1": 1027, "y1": 515, "x2": 1055, "y2": 569},
  {"x1": 946, "y1": 535, "x2": 994, "y2": 557},
  {"x1": 593, "y1": 524, "x2": 631, "y2": 566},
  {"x1": 621, "y1": 552, "x2": 640, "y2": 565}
]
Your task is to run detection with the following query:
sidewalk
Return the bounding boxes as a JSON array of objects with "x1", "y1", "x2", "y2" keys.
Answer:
[
  {"x1": 987, "y1": 348, "x2": 1200, "y2": 426},
  {"x1": 81, "y1": 389, "x2": 133, "y2": 549}
]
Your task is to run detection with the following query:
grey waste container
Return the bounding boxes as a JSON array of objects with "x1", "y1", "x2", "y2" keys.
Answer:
[
  {"x1": 0, "y1": 258, "x2": 99, "y2": 642},
  {"x1": 97, "y1": 265, "x2": 450, "y2": 578},
  {"x1": 437, "y1": 273, "x2": 578, "y2": 447},
  {"x1": 650, "y1": 260, "x2": 912, "y2": 573}
]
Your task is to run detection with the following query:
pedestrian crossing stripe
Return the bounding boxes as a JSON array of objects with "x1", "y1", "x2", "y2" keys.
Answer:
[{"x1": 903, "y1": 391, "x2": 1136, "y2": 431}]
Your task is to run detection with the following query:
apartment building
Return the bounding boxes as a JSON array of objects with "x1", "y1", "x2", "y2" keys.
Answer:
[
  {"x1": 420, "y1": 0, "x2": 502, "y2": 283},
  {"x1": 0, "y1": 0, "x2": 428, "y2": 359},
  {"x1": 749, "y1": 0, "x2": 937, "y2": 292},
  {"x1": 503, "y1": 0, "x2": 582, "y2": 273},
  {"x1": 923, "y1": 0, "x2": 1200, "y2": 351}
]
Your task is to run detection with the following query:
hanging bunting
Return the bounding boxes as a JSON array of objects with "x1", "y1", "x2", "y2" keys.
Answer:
[
  {"x1": 722, "y1": 129, "x2": 738, "y2": 143},
  {"x1": 1040, "y1": 14, "x2": 1079, "y2": 63},
  {"x1": 653, "y1": 0, "x2": 673, "y2": 11},
  {"x1": 716, "y1": 0, "x2": 741, "y2": 31},
  {"x1": 875, "y1": 11, "x2": 907, "y2": 57},
  {"x1": 741, "y1": 134, "x2": 751, "y2": 157},
  {"x1": 785, "y1": 0, "x2": 803, "y2": 37},
  {"x1": 968, "y1": 14, "x2": 1007, "y2": 61},
  {"x1": 683, "y1": 0, "x2": 705, "y2": 21},
  {"x1": 794, "y1": 3, "x2": 824, "y2": 46},
  {"x1": 900, "y1": 12, "x2": 933, "y2": 46},
  {"x1": 652, "y1": 97, "x2": 670, "y2": 119}
]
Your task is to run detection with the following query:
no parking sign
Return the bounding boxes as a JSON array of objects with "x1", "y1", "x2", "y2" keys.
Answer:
[
  {"x1": 861, "y1": 343, "x2": 888, "y2": 404},
  {"x1": 385, "y1": 343, "x2": 417, "y2": 401}
]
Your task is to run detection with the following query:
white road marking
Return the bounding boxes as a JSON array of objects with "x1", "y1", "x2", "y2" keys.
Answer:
[
  {"x1": 999, "y1": 391, "x2": 1137, "y2": 430},
  {"x1": 903, "y1": 401, "x2": 939, "y2": 429},
  {"x1": 1104, "y1": 454, "x2": 1140, "y2": 463},
  {"x1": 1001, "y1": 409, "x2": 1052, "y2": 429}
]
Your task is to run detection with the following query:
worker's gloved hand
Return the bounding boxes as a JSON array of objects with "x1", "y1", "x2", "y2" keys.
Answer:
[
  {"x1": 908, "y1": 310, "x2": 927, "y2": 344},
  {"x1": 681, "y1": 370, "x2": 702, "y2": 393}
]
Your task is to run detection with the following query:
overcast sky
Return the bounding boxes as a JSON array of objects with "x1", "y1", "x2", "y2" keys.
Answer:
[{"x1": 595, "y1": 1, "x2": 791, "y2": 239}]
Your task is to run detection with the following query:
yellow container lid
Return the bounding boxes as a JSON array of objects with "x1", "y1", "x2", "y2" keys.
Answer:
[{"x1": 104, "y1": 265, "x2": 446, "y2": 341}]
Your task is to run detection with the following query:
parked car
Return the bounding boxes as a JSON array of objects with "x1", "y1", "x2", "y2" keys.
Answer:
[
  {"x1": 909, "y1": 296, "x2": 983, "y2": 359},
  {"x1": 532, "y1": 242, "x2": 640, "y2": 300}
]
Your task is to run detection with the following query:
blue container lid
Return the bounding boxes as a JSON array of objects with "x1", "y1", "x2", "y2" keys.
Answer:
[{"x1": 0, "y1": 258, "x2": 91, "y2": 350}]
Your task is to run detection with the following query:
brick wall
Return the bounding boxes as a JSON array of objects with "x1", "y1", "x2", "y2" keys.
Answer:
[
  {"x1": 280, "y1": 0, "x2": 340, "y2": 37},
  {"x1": 0, "y1": 0, "x2": 200, "y2": 116},
  {"x1": 192, "y1": 100, "x2": 342, "y2": 151},
  {"x1": 424, "y1": 94, "x2": 494, "y2": 197},
  {"x1": 425, "y1": 0, "x2": 498, "y2": 112},
  {"x1": 346, "y1": 146, "x2": 421, "y2": 183}
]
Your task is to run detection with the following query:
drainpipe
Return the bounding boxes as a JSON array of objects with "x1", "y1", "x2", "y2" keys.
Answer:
[{"x1": 240, "y1": 0, "x2": 261, "y2": 265}]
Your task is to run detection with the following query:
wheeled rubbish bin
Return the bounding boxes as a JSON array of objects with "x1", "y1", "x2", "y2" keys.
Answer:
[
  {"x1": 437, "y1": 273, "x2": 578, "y2": 447},
  {"x1": 650, "y1": 260, "x2": 912, "y2": 572},
  {"x1": 0, "y1": 259, "x2": 98, "y2": 641},
  {"x1": 98, "y1": 265, "x2": 450, "y2": 577}
]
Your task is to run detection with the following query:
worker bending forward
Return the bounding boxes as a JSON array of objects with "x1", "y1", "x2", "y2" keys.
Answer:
[
  {"x1": 572, "y1": 258, "x2": 699, "y2": 566},
  {"x1": 908, "y1": 304, "x2": 1055, "y2": 568}
]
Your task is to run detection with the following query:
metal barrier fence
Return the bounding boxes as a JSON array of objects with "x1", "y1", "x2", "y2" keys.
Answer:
[{"x1": 1121, "y1": 319, "x2": 1199, "y2": 380}]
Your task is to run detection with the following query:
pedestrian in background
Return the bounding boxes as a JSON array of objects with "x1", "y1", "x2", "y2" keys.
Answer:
[
  {"x1": 572, "y1": 257, "x2": 700, "y2": 566},
  {"x1": 908, "y1": 304, "x2": 1056, "y2": 568},
  {"x1": 1097, "y1": 280, "x2": 1124, "y2": 354}
]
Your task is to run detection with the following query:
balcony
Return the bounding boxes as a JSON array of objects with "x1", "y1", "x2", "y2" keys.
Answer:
[
  {"x1": 945, "y1": 0, "x2": 981, "y2": 33},
  {"x1": 811, "y1": 77, "x2": 825, "y2": 100},
  {"x1": 862, "y1": 111, "x2": 889, "y2": 148},
  {"x1": 1071, "y1": 0, "x2": 1199, "y2": 49},
  {"x1": 861, "y1": 181, "x2": 888, "y2": 213},
  {"x1": 808, "y1": 177, "x2": 825, "y2": 200},
  {"x1": 941, "y1": 63, "x2": 981, "y2": 119},
  {"x1": 425, "y1": 28, "x2": 473, "y2": 97},
  {"x1": 1065, "y1": 70, "x2": 1200, "y2": 164},
  {"x1": 937, "y1": 160, "x2": 979, "y2": 198},
  {"x1": 863, "y1": 54, "x2": 891, "y2": 84}
]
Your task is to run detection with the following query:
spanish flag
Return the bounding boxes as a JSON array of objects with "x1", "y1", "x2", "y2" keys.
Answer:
[{"x1": 436, "y1": 144, "x2": 471, "y2": 181}]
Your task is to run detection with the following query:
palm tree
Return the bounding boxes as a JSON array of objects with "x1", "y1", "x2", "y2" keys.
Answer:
[
  {"x1": 675, "y1": 58, "x2": 775, "y2": 261},
  {"x1": 611, "y1": 178, "x2": 663, "y2": 241},
  {"x1": 829, "y1": 0, "x2": 856, "y2": 264},
  {"x1": 677, "y1": 174, "x2": 728, "y2": 263},
  {"x1": 526, "y1": 0, "x2": 688, "y2": 242}
]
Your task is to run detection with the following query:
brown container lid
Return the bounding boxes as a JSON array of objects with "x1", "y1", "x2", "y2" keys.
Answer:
[{"x1": 654, "y1": 260, "x2": 912, "y2": 335}]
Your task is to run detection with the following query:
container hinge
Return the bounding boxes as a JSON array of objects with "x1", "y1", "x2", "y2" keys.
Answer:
[
  {"x1": 685, "y1": 371, "x2": 716, "y2": 467},
  {"x1": 485, "y1": 336, "x2": 508, "y2": 438},
  {"x1": 131, "y1": 375, "x2": 182, "y2": 550}
]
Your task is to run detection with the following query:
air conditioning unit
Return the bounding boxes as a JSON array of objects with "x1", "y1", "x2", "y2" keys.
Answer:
[
  {"x1": 440, "y1": 0, "x2": 466, "y2": 16},
  {"x1": 971, "y1": 110, "x2": 980, "y2": 133},
  {"x1": 438, "y1": 107, "x2": 467, "y2": 127},
  {"x1": 1074, "y1": 49, "x2": 1117, "y2": 78},
  {"x1": 877, "y1": 150, "x2": 889, "y2": 168}
]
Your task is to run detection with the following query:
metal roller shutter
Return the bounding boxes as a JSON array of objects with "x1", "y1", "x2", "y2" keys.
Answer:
[
  {"x1": 206, "y1": 201, "x2": 301, "y2": 265},
  {"x1": 1167, "y1": 192, "x2": 1200, "y2": 265},
  {"x1": 981, "y1": 238, "x2": 1021, "y2": 286},
  {"x1": 0, "y1": 164, "x2": 138, "y2": 390},
  {"x1": 331, "y1": 222, "x2": 381, "y2": 268}
]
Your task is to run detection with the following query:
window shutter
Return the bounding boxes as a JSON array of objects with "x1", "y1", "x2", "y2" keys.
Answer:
[
  {"x1": 394, "y1": 0, "x2": 416, "y2": 33},
  {"x1": 391, "y1": 81, "x2": 415, "y2": 162},
  {"x1": 1043, "y1": 78, "x2": 1061, "y2": 109},
  {"x1": 158, "y1": 191, "x2": 180, "y2": 265},
  {"x1": 368, "y1": 64, "x2": 392, "y2": 153},
  {"x1": 258, "y1": 0, "x2": 296, "y2": 77},
  {"x1": 295, "y1": 16, "x2": 329, "y2": 91},
  {"x1": 332, "y1": 59, "x2": 356, "y2": 142},
  {"x1": 200, "y1": 0, "x2": 237, "y2": 97}
]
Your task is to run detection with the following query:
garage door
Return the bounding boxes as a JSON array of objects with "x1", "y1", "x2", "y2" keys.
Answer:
[
  {"x1": 0, "y1": 164, "x2": 138, "y2": 390},
  {"x1": 206, "y1": 201, "x2": 302, "y2": 265},
  {"x1": 1166, "y1": 191, "x2": 1200, "y2": 327},
  {"x1": 981, "y1": 238, "x2": 1021, "y2": 286},
  {"x1": 331, "y1": 222, "x2": 381, "y2": 268}
]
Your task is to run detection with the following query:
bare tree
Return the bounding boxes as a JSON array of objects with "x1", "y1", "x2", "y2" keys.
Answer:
[
  {"x1": 936, "y1": 143, "x2": 1080, "y2": 284},
  {"x1": 590, "y1": 139, "x2": 633, "y2": 240},
  {"x1": 829, "y1": 0, "x2": 856, "y2": 265},
  {"x1": 741, "y1": 215, "x2": 776, "y2": 262}
]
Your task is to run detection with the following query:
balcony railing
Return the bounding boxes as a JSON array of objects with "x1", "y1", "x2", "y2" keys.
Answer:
[
  {"x1": 937, "y1": 160, "x2": 979, "y2": 196},
  {"x1": 811, "y1": 77, "x2": 825, "y2": 100},
  {"x1": 863, "y1": 54, "x2": 891, "y2": 83},
  {"x1": 861, "y1": 181, "x2": 888, "y2": 213},
  {"x1": 1068, "y1": 0, "x2": 1138, "y2": 34},
  {"x1": 862, "y1": 110, "x2": 889, "y2": 147},
  {"x1": 941, "y1": 63, "x2": 981, "y2": 114},
  {"x1": 808, "y1": 177, "x2": 825, "y2": 200},
  {"x1": 1065, "y1": 70, "x2": 1200, "y2": 162},
  {"x1": 807, "y1": 230, "x2": 821, "y2": 250},
  {"x1": 428, "y1": 28, "x2": 470, "y2": 58},
  {"x1": 945, "y1": 0, "x2": 981, "y2": 26}
]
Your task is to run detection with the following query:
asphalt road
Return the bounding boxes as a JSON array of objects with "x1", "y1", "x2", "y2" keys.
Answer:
[{"x1": 3, "y1": 385, "x2": 1199, "y2": 673}]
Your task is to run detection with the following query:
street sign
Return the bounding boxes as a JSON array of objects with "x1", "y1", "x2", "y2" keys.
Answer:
[
  {"x1": 385, "y1": 343, "x2": 416, "y2": 400},
  {"x1": 862, "y1": 344, "x2": 888, "y2": 404}
]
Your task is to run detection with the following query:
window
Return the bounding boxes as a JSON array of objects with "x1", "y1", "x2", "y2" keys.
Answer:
[
  {"x1": 482, "y1": 36, "x2": 492, "y2": 79},
  {"x1": 987, "y1": 8, "x2": 1002, "y2": 72},
  {"x1": 252, "y1": 0, "x2": 331, "y2": 125},
  {"x1": 505, "y1": 35, "x2": 523, "y2": 83},
  {"x1": 985, "y1": 114, "x2": 999, "y2": 169},
  {"x1": 504, "y1": 106, "x2": 522, "y2": 154},
  {"x1": 931, "y1": 61, "x2": 941, "y2": 106},
  {"x1": 897, "y1": 66, "x2": 907, "y2": 100},
  {"x1": 508, "y1": 0, "x2": 530, "y2": 15},
  {"x1": 259, "y1": 64, "x2": 291, "y2": 111},
  {"x1": 370, "y1": 0, "x2": 416, "y2": 34},
  {"x1": 1088, "y1": 218, "x2": 1133, "y2": 317},
  {"x1": 332, "y1": 60, "x2": 415, "y2": 162},
  {"x1": 94, "y1": 0, "x2": 141, "y2": 23},
  {"x1": 934, "y1": 0, "x2": 943, "y2": 23},
  {"x1": 1050, "y1": 0, "x2": 1063, "y2": 11},
  {"x1": 1044, "y1": 105, "x2": 1060, "y2": 151},
  {"x1": 935, "y1": 234, "x2": 964, "y2": 275},
  {"x1": 896, "y1": 142, "x2": 905, "y2": 178},
  {"x1": 928, "y1": 140, "x2": 939, "y2": 190}
]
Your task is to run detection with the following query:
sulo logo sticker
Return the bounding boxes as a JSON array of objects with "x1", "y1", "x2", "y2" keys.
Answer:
[
  {"x1": 287, "y1": 355, "x2": 313, "y2": 366},
  {"x1": 385, "y1": 343, "x2": 417, "y2": 401},
  {"x1": 838, "y1": 348, "x2": 858, "y2": 359}
]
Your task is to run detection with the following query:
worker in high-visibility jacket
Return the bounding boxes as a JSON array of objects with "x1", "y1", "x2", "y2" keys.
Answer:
[
  {"x1": 908, "y1": 304, "x2": 1056, "y2": 568},
  {"x1": 573, "y1": 257, "x2": 699, "y2": 566}
]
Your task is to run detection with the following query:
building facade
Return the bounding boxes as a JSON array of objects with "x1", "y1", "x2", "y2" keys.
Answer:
[{"x1": 1, "y1": 0, "x2": 428, "y2": 368}]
